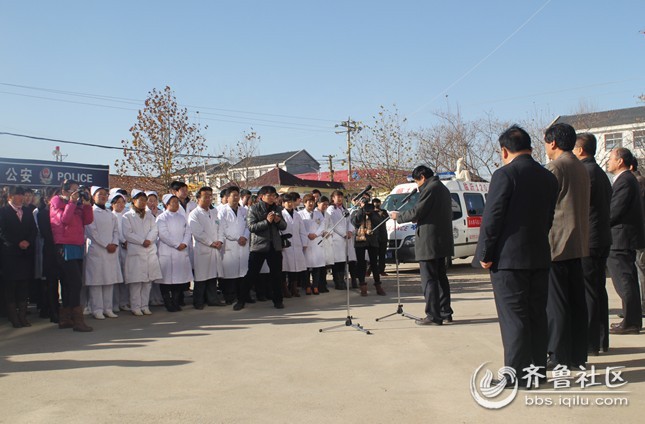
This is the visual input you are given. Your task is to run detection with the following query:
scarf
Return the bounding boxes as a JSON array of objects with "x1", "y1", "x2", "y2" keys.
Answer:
[{"x1": 132, "y1": 205, "x2": 146, "y2": 219}]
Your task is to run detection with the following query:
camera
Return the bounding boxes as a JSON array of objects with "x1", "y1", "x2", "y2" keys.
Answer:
[
  {"x1": 362, "y1": 203, "x2": 375, "y2": 213},
  {"x1": 76, "y1": 186, "x2": 91, "y2": 203},
  {"x1": 280, "y1": 233, "x2": 292, "y2": 249}
]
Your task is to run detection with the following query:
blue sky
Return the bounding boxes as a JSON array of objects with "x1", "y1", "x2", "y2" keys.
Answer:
[{"x1": 1, "y1": 0, "x2": 644, "y2": 172}]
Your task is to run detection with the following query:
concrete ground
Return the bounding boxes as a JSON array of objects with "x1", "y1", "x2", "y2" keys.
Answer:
[{"x1": 1, "y1": 261, "x2": 643, "y2": 423}]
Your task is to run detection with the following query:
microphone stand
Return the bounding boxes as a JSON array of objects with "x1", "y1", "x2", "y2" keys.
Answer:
[
  {"x1": 319, "y1": 206, "x2": 371, "y2": 335},
  {"x1": 375, "y1": 195, "x2": 420, "y2": 322}
]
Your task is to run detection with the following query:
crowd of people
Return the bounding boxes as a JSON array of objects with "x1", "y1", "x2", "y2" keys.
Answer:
[{"x1": 0, "y1": 180, "x2": 391, "y2": 332}]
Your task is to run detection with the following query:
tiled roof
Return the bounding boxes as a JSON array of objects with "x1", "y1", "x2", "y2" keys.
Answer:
[
  {"x1": 554, "y1": 106, "x2": 645, "y2": 130},
  {"x1": 230, "y1": 151, "x2": 301, "y2": 168}
]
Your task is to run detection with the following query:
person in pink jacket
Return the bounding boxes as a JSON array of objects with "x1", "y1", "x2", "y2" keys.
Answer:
[{"x1": 49, "y1": 179, "x2": 94, "y2": 332}]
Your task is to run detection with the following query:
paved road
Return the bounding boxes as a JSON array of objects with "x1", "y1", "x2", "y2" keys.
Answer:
[{"x1": 1, "y1": 262, "x2": 643, "y2": 423}]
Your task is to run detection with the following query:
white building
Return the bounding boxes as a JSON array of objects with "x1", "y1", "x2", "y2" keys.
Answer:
[
  {"x1": 227, "y1": 150, "x2": 320, "y2": 183},
  {"x1": 552, "y1": 105, "x2": 645, "y2": 167}
]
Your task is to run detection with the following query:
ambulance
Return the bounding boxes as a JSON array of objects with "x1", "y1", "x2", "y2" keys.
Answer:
[{"x1": 381, "y1": 177, "x2": 489, "y2": 266}]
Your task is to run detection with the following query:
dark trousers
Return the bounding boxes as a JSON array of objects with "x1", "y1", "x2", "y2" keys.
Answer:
[
  {"x1": 56, "y1": 251, "x2": 83, "y2": 308},
  {"x1": 377, "y1": 241, "x2": 387, "y2": 274},
  {"x1": 160, "y1": 283, "x2": 182, "y2": 295},
  {"x1": 547, "y1": 258, "x2": 588, "y2": 366},
  {"x1": 355, "y1": 246, "x2": 380, "y2": 285},
  {"x1": 581, "y1": 248, "x2": 610, "y2": 352},
  {"x1": 253, "y1": 272, "x2": 271, "y2": 300},
  {"x1": 218, "y1": 278, "x2": 240, "y2": 303},
  {"x1": 309, "y1": 267, "x2": 325, "y2": 289},
  {"x1": 332, "y1": 261, "x2": 358, "y2": 281},
  {"x1": 193, "y1": 277, "x2": 218, "y2": 306},
  {"x1": 491, "y1": 268, "x2": 548, "y2": 378},
  {"x1": 4, "y1": 279, "x2": 30, "y2": 305},
  {"x1": 608, "y1": 249, "x2": 643, "y2": 329},
  {"x1": 419, "y1": 258, "x2": 452, "y2": 321},
  {"x1": 243, "y1": 248, "x2": 283, "y2": 306}
]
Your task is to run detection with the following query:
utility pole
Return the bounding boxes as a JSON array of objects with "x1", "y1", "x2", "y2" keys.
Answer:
[
  {"x1": 323, "y1": 154, "x2": 335, "y2": 182},
  {"x1": 335, "y1": 117, "x2": 362, "y2": 182}
]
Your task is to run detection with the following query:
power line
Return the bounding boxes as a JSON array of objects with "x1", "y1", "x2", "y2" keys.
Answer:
[
  {"x1": 0, "y1": 132, "x2": 224, "y2": 159},
  {"x1": 0, "y1": 81, "x2": 337, "y2": 123},
  {"x1": 410, "y1": 0, "x2": 552, "y2": 116},
  {"x1": 0, "y1": 90, "x2": 335, "y2": 133}
]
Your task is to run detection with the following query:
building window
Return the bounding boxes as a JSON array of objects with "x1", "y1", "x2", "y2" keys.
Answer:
[
  {"x1": 633, "y1": 130, "x2": 645, "y2": 150},
  {"x1": 605, "y1": 132, "x2": 623, "y2": 150}
]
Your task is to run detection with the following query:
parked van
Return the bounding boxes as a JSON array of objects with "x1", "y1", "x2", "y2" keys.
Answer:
[{"x1": 381, "y1": 178, "x2": 489, "y2": 266}]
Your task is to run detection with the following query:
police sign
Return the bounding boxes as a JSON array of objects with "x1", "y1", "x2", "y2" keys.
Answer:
[{"x1": 0, "y1": 157, "x2": 109, "y2": 188}]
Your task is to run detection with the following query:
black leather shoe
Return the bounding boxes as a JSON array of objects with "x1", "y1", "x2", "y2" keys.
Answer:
[
  {"x1": 233, "y1": 302, "x2": 245, "y2": 311},
  {"x1": 207, "y1": 300, "x2": 226, "y2": 307},
  {"x1": 256, "y1": 296, "x2": 268, "y2": 302},
  {"x1": 274, "y1": 302, "x2": 284, "y2": 309},
  {"x1": 545, "y1": 357, "x2": 559, "y2": 370},
  {"x1": 245, "y1": 298, "x2": 257, "y2": 304},
  {"x1": 443, "y1": 315, "x2": 453, "y2": 323},
  {"x1": 415, "y1": 317, "x2": 442, "y2": 326},
  {"x1": 194, "y1": 304, "x2": 205, "y2": 310},
  {"x1": 609, "y1": 326, "x2": 640, "y2": 335}
]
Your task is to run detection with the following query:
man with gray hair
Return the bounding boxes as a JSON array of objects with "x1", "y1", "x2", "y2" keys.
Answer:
[{"x1": 606, "y1": 147, "x2": 645, "y2": 334}]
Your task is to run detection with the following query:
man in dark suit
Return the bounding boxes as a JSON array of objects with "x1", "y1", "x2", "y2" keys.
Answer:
[
  {"x1": 0, "y1": 186, "x2": 38, "y2": 328},
  {"x1": 389, "y1": 165, "x2": 454, "y2": 326},
  {"x1": 606, "y1": 147, "x2": 645, "y2": 334},
  {"x1": 475, "y1": 125, "x2": 558, "y2": 385},
  {"x1": 574, "y1": 133, "x2": 612, "y2": 354},
  {"x1": 627, "y1": 158, "x2": 645, "y2": 315},
  {"x1": 544, "y1": 123, "x2": 591, "y2": 369}
]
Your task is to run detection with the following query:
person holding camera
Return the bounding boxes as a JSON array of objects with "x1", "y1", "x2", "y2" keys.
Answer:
[
  {"x1": 237, "y1": 185, "x2": 288, "y2": 310},
  {"x1": 49, "y1": 179, "x2": 94, "y2": 332},
  {"x1": 351, "y1": 197, "x2": 386, "y2": 296}
]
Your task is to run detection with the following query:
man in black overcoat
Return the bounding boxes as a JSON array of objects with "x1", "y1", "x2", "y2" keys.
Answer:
[
  {"x1": 390, "y1": 165, "x2": 454, "y2": 325},
  {"x1": 475, "y1": 125, "x2": 558, "y2": 386}
]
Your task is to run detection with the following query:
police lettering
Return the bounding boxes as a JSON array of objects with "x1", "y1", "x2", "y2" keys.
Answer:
[{"x1": 57, "y1": 172, "x2": 93, "y2": 183}]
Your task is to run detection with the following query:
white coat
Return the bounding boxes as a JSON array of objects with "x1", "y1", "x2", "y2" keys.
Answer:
[
  {"x1": 327, "y1": 204, "x2": 357, "y2": 263},
  {"x1": 112, "y1": 209, "x2": 127, "y2": 272},
  {"x1": 189, "y1": 206, "x2": 222, "y2": 282},
  {"x1": 298, "y1": 208, "x2": 327, "y2": 268},
  {"x1": 84, "y1": 206, "x2": 123, "y2": 286},
  {"x1": 122, "y1": 209, "x2": 163, "y2": 284},
  {"x1": 281, "y1": 208, "x2": 308, "y2": 272},
  {"x1": 217, "y1": 204, "x2": 250, "y2": 279},
  {"x1": 156, "y1": 210, "x2": 194, "y2": 285}
]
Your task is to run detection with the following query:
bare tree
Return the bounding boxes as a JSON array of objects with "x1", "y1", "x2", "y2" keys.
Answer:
[
  {"x1": 352, "y1": 105, "x2": 416, "y2": 192},
  {"x1": 413, "y1": 107, "x2": 508, "y2": 180},
  {"x1": 116, "y1": 86, "x2": 208, "y2": 191},
  {"x1": 218, "y1": 128, "x2": 261, "y2": 186}
]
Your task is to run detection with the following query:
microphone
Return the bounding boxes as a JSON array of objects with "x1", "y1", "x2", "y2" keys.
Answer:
[
  {"x1": 352, "y1": 185, "x2": 372, "y2": 202},
  {"x1": 399, "y1": 188, "x2": 418, "y2": 206}
]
